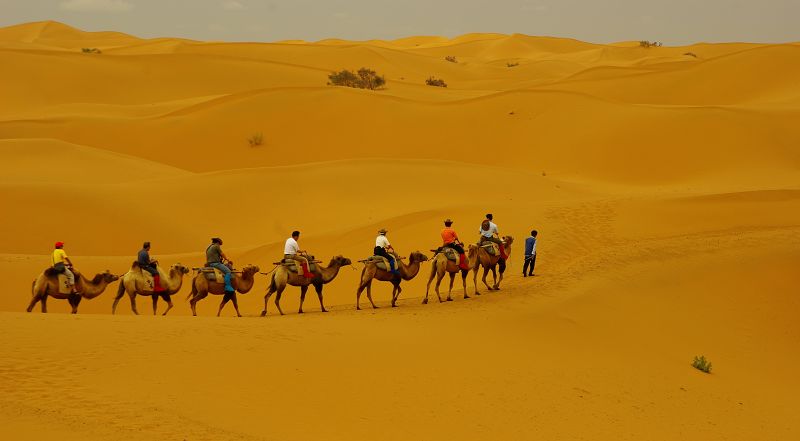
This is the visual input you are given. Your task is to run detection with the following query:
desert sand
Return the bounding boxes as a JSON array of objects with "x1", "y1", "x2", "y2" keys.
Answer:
[{"x1": 1, "y1": 21, "x2": 799, "y2": 440}]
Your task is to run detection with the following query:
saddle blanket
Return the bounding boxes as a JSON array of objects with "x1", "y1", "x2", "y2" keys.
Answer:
[
  {"x1": 198, "y1": 268, "x2": 228, "y2": 282},
  {"x1": 281, "y1": 257, "x2": 317, "y2": 274},
  {"x1": 57, "y1": 274, "x2": 72, "y2": 294},
  {"x1": 367, "y1": 255, "x2": 396, "y2": 271},
  {"x1": 480, "y1": 242, "x2": 499, "y2": 256}
]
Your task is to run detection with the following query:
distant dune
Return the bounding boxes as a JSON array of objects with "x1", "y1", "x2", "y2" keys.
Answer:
[{"x1": 0, "y1": 21, "x2": 798, "y2": 441}]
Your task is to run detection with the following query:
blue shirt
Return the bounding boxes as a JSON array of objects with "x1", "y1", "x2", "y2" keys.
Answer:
[
  {"x1": 524, "y1": 237, "x2": 537, "y2": 256},
  {"x1": 137, "y1": 249, "x2": 151, "y2": 266}
]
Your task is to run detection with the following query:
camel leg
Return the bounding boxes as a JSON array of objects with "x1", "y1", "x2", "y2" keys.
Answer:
[
  {"x1": 434, "y1": 271, "x2": 445, "y2": 303},
  {"x1": 482, "y1": 267, "x2": 494, "y2": 291},
  {"x1": 274, "y1": 287, "x2": 286, "y2": 315},
  {"x1": 261, "y1": 288, "x2": 274, "y2": 317},
  {"x1": 491, "y1": 267, "x2": 499, "y2": 290},
  {"x1": 70, "y1": 294, "x2": 82, "y2": 314},
  {"x1": 461, "y1": 269, "x2": 470, "y2": 299},
  {"x1": 26, "y1": 293, "x2": 41, "y2": 313},
  {"x1": 299, "y1": 285, "x2": 309, "y2": 314},
  {"x1": 190, "y1": 290, "x2": 208, "y2": 317},
  {"x1": 230, "y1": 293, "x2": 242, "y2": 317},
  {"x1": 40, "y1": 294, "x2": 48, "y2": 313},
  {"x1": 217, "y1": 292, "x2": 232, "y2": 317},
  {"x1": 313, "y1": 284, "x2": 327, "y2": 312},
  {"x1": 472, "y1": 267, "x2": 481, "y2": 296},
  {"x1": 128, "y1": 292, "x2": 139, "y2": 315},
  {"x1": 424, "y1": 265, "x2": 437, "y2": 304},
  {"x1": 391, "y1": 282, "x2": 403, "y2": 307},
  {"x1": 151, "y1": 294, "x2": 159, "y2": 315},
  {"x1": 162, "y1": 296, "x2": 174, "y2": 316},
  {"x1": 356, "y1": 280, "x2": 368, "y2": 310},
  {"x1": 496, "y1": 263, "x2": 505, "y2": 290},
  {"x1": 446, "y1": 272, "x2": 456, "y2": 302},
  {"x1": 111, "y1": 287, "x2": 126, "y2": 315},
  {"x1": 365, "y1": 281, "x2": 378, "y2": 309}
]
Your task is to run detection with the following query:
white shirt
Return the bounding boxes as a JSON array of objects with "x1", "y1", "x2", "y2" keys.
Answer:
[
  {"x1": 284, "y1": 237, "x2": 299, "y2": 255},
  {"x1": 479, "y1": 221, "x2": 498, "y2": 238},
  {"x1": 375, "y1": 235, "x2": 390, "y2": 248}
]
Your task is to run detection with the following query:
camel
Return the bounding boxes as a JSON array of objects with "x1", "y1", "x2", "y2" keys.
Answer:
[
  {"x1": 187, "y1": 264, "x2": 260, "y2": 317},
  {"x1": 28, "y1": 269, "x2": 119, "y2": 314},
  {"x1": 423, "y1": 247, "x2": 480, "y2": 304},
  {"x1": 356, "y1": 251, "x2": 429, "y2": 310},
  {"x1": 111, "y1": 262, "x2": 190, "y2": 316},
  {"x1": 471, "y1": 236, "x2": 514, "y2": 294},
  {"x1": 261, "y1": 256, "x2": 352, "y2": 316}
]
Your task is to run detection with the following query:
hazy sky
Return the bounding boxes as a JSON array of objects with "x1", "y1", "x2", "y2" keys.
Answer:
[{"x1": 1, "y1": 0, "x2": 798, "y2": 44}]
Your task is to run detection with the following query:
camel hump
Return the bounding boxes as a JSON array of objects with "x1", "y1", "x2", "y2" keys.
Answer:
[{"x1": 44, "y1": 267, "x2": 59, "y2": 278}]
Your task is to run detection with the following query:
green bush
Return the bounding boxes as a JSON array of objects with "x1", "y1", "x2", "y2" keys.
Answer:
[
  {"x1": 639, "y1": 41, "x2": 663, "y2": 48},
  {"x1": 328, "y1": 68, "x2": 386, "y2": 90},
  {"x1": 425, "y1": 77, "x2": 447, "y2": 88},
  {"x1": 692, "y1": 355, "x2": 712, "y2": 373}
]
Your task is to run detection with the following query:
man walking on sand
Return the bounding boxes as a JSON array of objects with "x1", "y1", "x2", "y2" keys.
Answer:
[{"x1": 523, "y1": 230, "x2": 538, "y2": 277}]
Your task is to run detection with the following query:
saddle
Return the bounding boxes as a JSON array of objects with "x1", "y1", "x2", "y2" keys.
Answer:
[
  {"x1": 480, "y1": 242, "x2": 500, "y2": 256},
  {"x1": 281, "y1": 256, "x2": 317, "y2": 274},
  {"x1": 431, "y1": 247, "x2": 459, "y2": 262},
  {"x1": 197, "y1": 268, "x2": 228, "y2": 282},
  {"x1": 367, "y1": 255, "x2": 396, "y2": 271},
  {"x1": 131, "y1": 261, "x2": 164, "y2": 291},
  {"x1": 56, "y1": 274, "x2": 72, "y2": 294}
]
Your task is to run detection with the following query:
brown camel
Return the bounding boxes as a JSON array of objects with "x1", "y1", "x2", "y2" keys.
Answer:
[
  {"x1": 471, "y1": 236, "x2": 514, "y2": 294},
  {"x1": 261, "y1": 256, "x2": 352, "y2": 316},
  {"x1": 111, "y1": 263, "x2": 190, "y2": 315},
  {"x1": 356, "y1": 251, "x2": 429, "y2": 310},
  {"x1": 187, "y1": 264, "x2": 260, "y2": 317},
  {"x1": 423, "y1": 247, "x2": 480, "y2": 304},
  {"x1": 28, "y1": 269, "x2": 119, "y2": 314}
]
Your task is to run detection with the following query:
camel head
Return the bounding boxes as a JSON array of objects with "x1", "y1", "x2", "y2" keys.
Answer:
[
  {"x1": 409, "y1": 251, "x2": 430, "y2": 263},
  {"x1": 93, "y1": 270, "x2": 120, "y2": 284},
  {"x1": 329, "y1": 255, "x2": 352, "y2": 267},
  {"x1": 502, "y1": 236, "x2": 514, "y2": 246},
  {"x1": 171, "y1": 263, "x2": 190, "y2": 275},
  {"x1": 241, "y1": 264, "x2": 260, "y2": 277}
]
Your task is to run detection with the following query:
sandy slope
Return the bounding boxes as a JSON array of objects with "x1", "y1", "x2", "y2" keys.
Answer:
[{"x1": 0, "y1": 21, "x2": 798, "y2": 440}]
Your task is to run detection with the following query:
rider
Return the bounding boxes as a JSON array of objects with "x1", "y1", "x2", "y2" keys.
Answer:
[
  {"x1": 284, "y1": 231, "x2": 315, "y2": 279},
  {"x1": 206, "y1": 237, "x2": 235, "y2": 294},
  {"x1": 442, "y1": 219, "x2": 469, "y2": 270},
  {"x1": 374, "y1": 228, "x2": 399, "y2": 275},
  {"x1": 478, "y1": 213, "x2": 508, "y2": 260},
  {"x1": 52, "y1": 241, "x2": 77, "y2": 294},
  {"x1": 138, "y1": 241, "x2": 166, "y2": 293}
]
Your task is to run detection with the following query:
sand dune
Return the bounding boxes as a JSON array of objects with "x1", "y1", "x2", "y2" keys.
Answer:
[{"x1": 0, "y1": 21, "x2": 798, "y2": 440}]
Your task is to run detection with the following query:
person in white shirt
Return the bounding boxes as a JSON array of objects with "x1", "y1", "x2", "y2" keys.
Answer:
[
  {"x1": 374, "y1": 228, "x2": 399, "y2": 275},
  {"x1": 284, "y1": 231, "x2": 314, "y2": 278},
  {"x1": 478, "y1": 213, "x2": 508, "y2": 260}
]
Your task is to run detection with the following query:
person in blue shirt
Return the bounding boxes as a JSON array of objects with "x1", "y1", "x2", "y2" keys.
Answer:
[
  {"x1": 138, "y1": 242, "x2": 166, "y2": 293},
  {"x1": 523, "y1": 230, "x2": 538, "y2": 277}
]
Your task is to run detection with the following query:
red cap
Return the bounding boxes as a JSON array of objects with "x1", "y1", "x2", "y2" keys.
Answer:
[{"x1": 55, "y1": 242, "x2": 64, "y2": 248}]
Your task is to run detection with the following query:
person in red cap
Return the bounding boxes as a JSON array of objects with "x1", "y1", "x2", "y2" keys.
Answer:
[{"x1": 52, "y1": 242, "x2": 77, "y2": 294}]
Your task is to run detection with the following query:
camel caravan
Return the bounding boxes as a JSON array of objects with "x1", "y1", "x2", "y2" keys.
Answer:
[{"x1": 28, "y1": 214, "x2": 527, "y2": 316}]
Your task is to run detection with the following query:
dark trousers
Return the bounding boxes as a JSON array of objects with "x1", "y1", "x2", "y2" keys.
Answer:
[
  {"x1": 374, "y1": 246, "x2": 396, "y2": 272},
  {"x1": 444, "y1": 243, "x2": 465, "y2": 254},
  {"x1": 523, "y1": 254, "x2": 536, "y2": 275},
  {"x1": 141, "y1": 264, "x2": 159, "y2": 277}
]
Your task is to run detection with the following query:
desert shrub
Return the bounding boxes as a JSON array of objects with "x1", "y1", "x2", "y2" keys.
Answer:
[
  {"x1": 248, "y1": 132, "x2": 263, "y2": 147},
  {"x1": 639, "y1": 41, "x2": 662, "y2": 48},
  {"x1": 81, "y1": 48, "x2": 102, "y2": 54},
  {"x1": 425, "y1": 76, "x2": 447, "y2": 88},
  {"x1": 507, "y1": 62, "x2": 520, "y2": 67},
  {"x1": 328, "y1": 68, "x2": 386, "y2": 90},
  {"x1": 692, "y1": 355, "x2": 712, "y2": 373},
  {"x1": 684, "y1": 52, "x2": 698, "y2": 58},
  {"x1": 445, "y1": 55, "x2": 457, "y2": 63}
]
